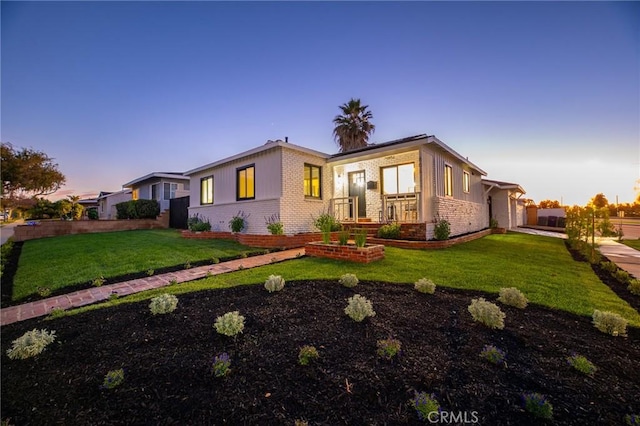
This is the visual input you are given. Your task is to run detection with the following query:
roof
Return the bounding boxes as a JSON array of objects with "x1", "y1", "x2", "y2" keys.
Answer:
[
  {"x1": 97, "y1": 189, "x2": 132, "y2": 200},
  {"x1": 482, "y1": 179, "x2": 526, "y2": 194},
  {"x1": 185, "y1": 139, "x2": 329, "y2": 176},
  {"x1": 123, "y1": 172, "x2": 189, "y2": 188},
  {"x1": 328, "y1": 134, "x2": 487, "y2": 175}
]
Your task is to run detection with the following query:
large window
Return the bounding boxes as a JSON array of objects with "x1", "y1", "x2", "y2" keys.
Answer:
[
  {"x1": 304, "y1": 164, "x2": 321, "y2": 198},
  {"x1": 444, "y1": 165, "x2": 453, "y2": 196},
  {"x1": 463, "y1": 171, "x2": 470, "y2": 193},
  {"x1": 151, "y1": 184, "x2": 159, "y2": 200},
  {"x1": 164, "y1": 182, "x2": 177, "y2": 200},
  {"x1": 132, "y1": 189, "x2": 139, "y2": 200},
  {"x1": 382, "y1": 163, "x2": 415, "y2": 194},
  {"x1": 237, "y1": 165, "x2": 255, "y2": 200},
  {"x1": 200, "y1": 176, "x2": 213, "y2": 205}
]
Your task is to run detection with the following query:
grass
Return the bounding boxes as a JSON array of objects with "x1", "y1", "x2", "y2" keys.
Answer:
[
  {"x1": 55, "y1": 232, "x2": 640, "y2": 327},
  {"x1": 12, "y1": 229, "x2": 256, "y2": 300},
  {"x1": 621, "y1": 239, "x2": 640, "y2": 250}
]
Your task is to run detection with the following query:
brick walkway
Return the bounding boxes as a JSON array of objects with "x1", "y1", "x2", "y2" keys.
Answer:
[{"x1": 1, "y1": 248, "x2": 304, "y2": 327}]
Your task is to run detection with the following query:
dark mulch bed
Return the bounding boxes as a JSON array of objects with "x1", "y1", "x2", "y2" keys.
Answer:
[{"x1": 2, "y1": 280, "x2": 639, "y2": 425}]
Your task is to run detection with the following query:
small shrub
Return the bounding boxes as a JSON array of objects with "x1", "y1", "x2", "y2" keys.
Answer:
[
  {"x1": 376, "y1": 338, "x2": 401, "y2": 360},
  {"x1": 411, "y1": 392, "x2": 440, "y2": 422},
  {"x1": 6, "y1": 329, "x2": 56, "y2": 360},
  {"x1": 264, "y1": 274, "x2": 285, "y2": 293},
  {"x1": 468, "y1": 298, "x2": 505, "y2": 329},
  {"x1": 92, "y1": 276, "x2": 106, "y2": 287},
  {"x1": 265, "y1": 214, "x2": 284, "y2": 235},
  {"x1": 169, "y1": 279, "x2": 178, "y2": 286},
  {"x1": 87, "y1": 208, "x2": 99, "y2": 220},
  {"x1": 184, "y1": 261, "x2": 191, "y2": 269},
  {"x1": 313, "y1": 212, "x2": 341, "y2": 232},
  {"x1": 229, "y1": 210, "x2": 249, "y2": 233},
  {"x1": 433, "y1": 219, "x2": 451, "y2": 241},
  {"x1": 626, "y1": 414, "x2": 640, "y2": 426},
  {"x1": 354, "y1": 228, "x2": 367, "y2": 247},
  {"x1": 212, "y1": 353, "x2": 231, "y2": 377},
  {"x1": 490, "y1": 217, "x2": 499, "y2": 228},
  {"x1": 149, "y1": 293, "x2": 179, "y2": 315},
  {"x1": 567, "y1": 354, "x2": 597, "y2": 376},
  {"x1": 321, "y1": 222, "x2": 332, "y2": 244},
  {"x1": 615, "y1": 269, "x2": 631, "y2": 284},
  {"x1": 628, "y1": 279, "x2": 640, "y2": 296},
  {"x1": 109, "y1": 292, "x2": 119, "y2": 301},
  {"x1": 497, "y1": 287, "x2": 528, "y2": 309},
  {"x1": 592, "y1": 310, "x2": 627, "y2": 336},
  {"x1": 344, "y1": 294, "x2": 376, "y2": 322},
  {"x1": 339, "y1": 273, "x2": 359, "y2": 288},
  {"x1": 414, "y1": 278, "x2": 436, "y2": 294},
  {"x1": 188, "y1": 214, "x2": 212, "y2": 232},
  {"x1": 377, "y1": 222, "x2": 401, "y2": 239},
  {"x1": 522, "y1": 392, "x2": 553, "y2": 420},
  {"x1": 600, "y1": 261, "x2": 618, "y2": 274},
  {"x1": 338, "y1": 229, "x2": 350, "y2": 245},
  {"x1": 298, "y1": 345, "x2": 319, "y2": 365},
  {"x1": 214, "y1": 311, "x2": 245, "y2": 337},
  {"x1": 146, "y1": 269, "x2": 154, "y2": 276},
  {"x1": 211, "y1": 257, "x2": 220, "y2": 264},
  {"x1": 37, "y1": 287, "x2": 51, "y2": 297},
  {"x1": 102, "y1": 368, "x2": 125, "y2": 389},
  {"x1": 480, "y1": 344, "x2": 506, "y2": 365}
]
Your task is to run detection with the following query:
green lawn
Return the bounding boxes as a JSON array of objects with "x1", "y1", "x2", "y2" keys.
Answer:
[
  {"x1": 622, "y1": 239, "x2": 640, "y2": 250},
  {"x1": 13, "y1": 229, "x2": 257, "y2": 300},
  {"x1": 65, "y1": 232, "x2": 640, "y2": 327}
]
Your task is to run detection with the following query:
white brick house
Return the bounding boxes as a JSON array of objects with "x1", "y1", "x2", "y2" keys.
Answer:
[{"x1": 184, "y1": 134, "x2": 524, "y2": 239}]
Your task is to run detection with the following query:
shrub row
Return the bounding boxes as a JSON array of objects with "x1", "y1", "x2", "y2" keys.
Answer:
[{"x1": 115, "y1": 199, "x2": 160, "y2": 219}]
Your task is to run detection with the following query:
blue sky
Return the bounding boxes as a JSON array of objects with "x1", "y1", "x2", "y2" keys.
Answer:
[{"x1": 2, "y1": 1, "x2": 639, "y2": 206}]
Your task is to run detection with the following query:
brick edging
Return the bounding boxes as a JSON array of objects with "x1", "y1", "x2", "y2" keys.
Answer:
[{"x1": 369, "y1": 229, "x2": 492, "y2": 249}]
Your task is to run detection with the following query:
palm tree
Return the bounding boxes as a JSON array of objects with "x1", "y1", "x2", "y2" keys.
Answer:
[{"x1": 332, "y1": 98, "x2": 375, "y2": 153}]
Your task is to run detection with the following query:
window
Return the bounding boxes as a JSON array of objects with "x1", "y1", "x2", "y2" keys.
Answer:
[
  {"x1": 151, "y1": 184, "x2": 159, "y2": 200},
  {"x1": 444, "y1": 165, "x2": 453, "y2": 196},
  {"x1": 132, "y1": 189, "x2": 139, "y2": 200},
  {"x1": 304, "y1": 164, "x2": 321, "y2": 198},
  {"x1": 382, "y1": 163, "x2": 415, "y2": 194},
  {"x1": 164, "y1": 182, "x2": 177, "y2": 200},
  {"x1": 237, "y1": 165, "x2": 255, "y2": 200},
  {"x1": 200, "y1": 176, "x2": 213, "y2": 205},
  {"x1": 463, "y1": 171, "x2": 470, "y2": 193}
]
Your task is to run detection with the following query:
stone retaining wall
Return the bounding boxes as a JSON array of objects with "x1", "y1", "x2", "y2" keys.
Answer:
[{"x1": 305, "y1": 242, "x2": 385, "y2": 263}]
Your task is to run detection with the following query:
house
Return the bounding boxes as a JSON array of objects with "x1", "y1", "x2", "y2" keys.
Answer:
[
  {"x1": 185, "y1": 134, "x2": 523, "y2": 239},
  {"x1": 122, "y1": 172, "x2": 190, "y2": 212},
  {"x1": 482, "y1": 179, "x2": 527, "y2": 229},
  {"x1": 78, "y1": 196, "x2": 99, "y2": 218},
  {"x1": 97, "y1": 190, "x2": 132, "y2": 220}
]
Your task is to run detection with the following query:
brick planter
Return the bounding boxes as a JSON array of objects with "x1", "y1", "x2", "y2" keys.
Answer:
[{"x1": 305, "y1": 242, "x2": 385, "y2": 263}]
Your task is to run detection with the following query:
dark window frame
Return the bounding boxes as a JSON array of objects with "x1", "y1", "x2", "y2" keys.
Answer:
[
  {"x1": 304, "y1": 164, "x2": 322, "y2": 199},
  {"x1": 236, "y1": 164, "x2": 256, "y2": 201}
]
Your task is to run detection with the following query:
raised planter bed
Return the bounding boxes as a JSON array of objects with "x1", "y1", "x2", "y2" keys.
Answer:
[{"x1": 305, "y1": 242, "x2": 385, "y2": 263}]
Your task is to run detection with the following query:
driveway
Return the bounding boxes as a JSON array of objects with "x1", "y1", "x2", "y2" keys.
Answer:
[{"x1": 0, "y1": 221, "x2": 23, "y2": 245}]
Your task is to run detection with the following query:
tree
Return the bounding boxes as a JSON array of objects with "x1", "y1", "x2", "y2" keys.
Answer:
[
  {"x1": 538, "y1": 200, "x2": 561, "y2": 209},
  {"x1": 589, "y1": 193, "x2": 609, "y2": 209},
  {"x1": 332, "y1": 98, "x2": 375, "y2": 153},
  {"x1": 1, "y1": 143, "x2": 66, "y2": 208}
]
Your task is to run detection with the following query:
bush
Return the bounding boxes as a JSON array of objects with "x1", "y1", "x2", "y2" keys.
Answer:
[
  {"x1": 600, "y1": 261, "x2": 618, "y2": 274},
  {"x1": 433, "y1": 219, "x2": 451, "y2": 241},
  {"x1": 338, "y1": 229, "x2": 350, "y2": 245},
  {"x1": 411, "y1": 392, "x2": 440, "y2": 422},
  {"x1": 567, "y1": 354, "x2": 597, "y2": 375},
  {"x1": 344, "y1": 294, "x2": 375, "y2": 322},
  {"x1": 298, "y1": 345, "x2": 319, "y2": 365},
  {"x1": 614, "y1": 269, "x2": 631, "y2": 284},
  {"x1": 115, "y1": 200, "x2": 160, "y2": 219},
  {"x1": 92, "y1": 276, "x2": 106, "y2": 287},
  {"x1": 497, "y1": 287, "x2": 528, "y2": 309},
  {"x1": 354, "y1": 228, "x2": 367, "y2": 247},
  {"x1": 414, "y1": 278, "x2": 436, "y2": 294},
  {"x1": 592, "y1": 310, "x2": 627, "y2": 336},
  {"x1": 313, "y1": 212, "x2": 341, "y2": 232},
  {"x1": 6, "y1": 329, "x2": 56, "y2": 360},
  {"x1": 102, "y1": 368, "x2": 125, "y2": 389},
  {"x1": 522, "y1": 392, "x2": 553, "y2": 420},
  {"x1": 229, "y1": 211, "x2": 249, "y2": 233},
  {"x1": 628, "y1": 279, "x2": 640, "y2": 296},
  {"x1": 264, "y1": 275, "x2": 285, "y2": 293},
  {"x1": 377, "y1": 223, "x2": 401, "y2": 239},
  {"x1": 87, "y1": 208, "x2": 99, "y2": 220},
  {"x1": 480, "y1": 344, "x2": 506, "y2": 365},
  {"x1": 339, "y1": 273, "x2": 359, "y2": 288},
  {"x1": 468, "y1": 298, "x2": 505, "y2": 329},
  {"x1": 376, "y1": 338, "x2": 401, "y2": 360},
  {"x1": 212, "y1": 353, "x2": 231, "y2": 377},
  {"x1": 214, "y1": 311, "x2": 245, "y2": 337},
  {"x1": 188, "y1": 214, "x2": 212, "y2": 232},
  {"x1": 149, "y1": 294, "x2": 179, "y2": 315},
  {"x1": 265, "y1": 214, "x2": 284, "y2": 235}
]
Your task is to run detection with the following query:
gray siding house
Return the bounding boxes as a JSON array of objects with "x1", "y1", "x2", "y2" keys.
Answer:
[
  {"x1": 122, "y1": 172, "x2": 190, "y2": 212},
  {"x1": 185, "y1": 134, "x2": 523, "y2": 239}
]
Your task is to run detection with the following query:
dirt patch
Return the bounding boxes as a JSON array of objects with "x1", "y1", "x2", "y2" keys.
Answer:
[{"x1": 2, "y1": 280, "x2": 639, "y2": 425}]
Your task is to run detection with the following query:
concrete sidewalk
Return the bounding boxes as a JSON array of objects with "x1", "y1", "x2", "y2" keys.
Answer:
[
  {"x1": 1, "y1": 247, "x2": 304, "y2": 327},
  {"x1": 597, "y1": 239, "x2": 640, "y2": 279}
]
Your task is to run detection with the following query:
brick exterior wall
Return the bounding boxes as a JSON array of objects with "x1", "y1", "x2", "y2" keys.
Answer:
[
  {"x1": 13, "y1": 218, "x2": 168, "y2": 242},
  {"x1": 430, "y1": 196, "x2": 488, "y2": 240},
  {"x1": 305, "y1": 242, "x2": 385, "y2": 263}
]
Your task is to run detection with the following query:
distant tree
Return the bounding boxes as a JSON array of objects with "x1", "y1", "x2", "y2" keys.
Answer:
[
  {"x1": 332, "y1": 98, "x2": 375, "y2": 153},
  {"x1": 67, "y1": 195, "x2": 84, "y2": 220},
  {"x1": 589, "y1": 193, "x2": 609, "y2": 209},
  {"x1": 1, "y1": 143, "x2": 66, "y2": 209},
  {"x1": 538, "y1": 200, "x2": 561, "y2": 209}
]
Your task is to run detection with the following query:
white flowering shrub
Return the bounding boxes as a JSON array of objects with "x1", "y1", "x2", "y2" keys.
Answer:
[
  {"x1": 468, "y1": 298, "x2": 505, "y2": 329},
  {"x1": 497, "y1": 287, "x2": 528, "y2": 309},
  {"x1": 214, "y1": 311, "x2": 245, "y2": 337},
  {"x1": 264, "y1": 275, "x2": 285, "y2": 293},
  {"x1": 414, "y1": 278, "x2": 436, "y2": 294},
  {"x1": 6, "y1": 329, "x2": 56, "y2": 360},
  {"x1": 592, "y1": 310, "x2": 627, "y2": 336},
  {"x1": 344, "y1": 294, "x2": 376, "y2": 322},
  {"x1": 339, "y1": 273, "x2": 359, "y2": 288},
  {"x1": 149, "y1": 293, "x2": 179, "y2": 315}
]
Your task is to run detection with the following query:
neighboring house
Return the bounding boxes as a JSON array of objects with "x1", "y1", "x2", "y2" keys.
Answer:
[
  {"x1": 78, "y1": 196, "x2": 99, "y2": 219},
  {"x1": 122, "y1": 172, "x2": 190, "y2": 212},
  {"x1": 97, "y1": 190, "x2": 132, "y2": 220},
  {"x1": 482, "y1": 179, "x2": 527, "y2": 230},
  {"x1": 185, "y1": 134, "x2": 523, "y2": 239}
]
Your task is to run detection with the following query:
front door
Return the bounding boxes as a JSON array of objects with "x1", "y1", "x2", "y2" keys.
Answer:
[{"x1": 348, "y1": 171, "x2": 366, "y2": 219}]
